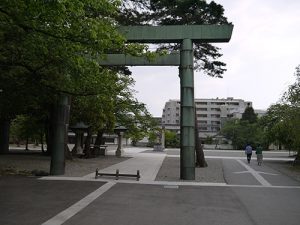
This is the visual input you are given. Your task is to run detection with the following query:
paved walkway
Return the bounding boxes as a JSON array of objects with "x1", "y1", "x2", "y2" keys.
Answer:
[
  {"x1": 2, "y1": 147, "x2": 300, "y2": 225},
  {"x1": 2, "y1": 146, "x2": 299, "y2": 184},
  {"x1": 84, "y1": 150, "x2": 166, "y2": 181}
]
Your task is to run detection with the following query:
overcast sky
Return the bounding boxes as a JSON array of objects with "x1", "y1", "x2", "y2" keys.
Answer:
[{"x1": 130, "y1": 0, "x2": 300, "y2": 117}]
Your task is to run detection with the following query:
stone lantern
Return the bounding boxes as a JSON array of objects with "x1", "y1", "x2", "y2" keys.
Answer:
[
  {"x1": 114, "y1": 125, "x2": 127, "y2": 157},
  {"x1": 69, "y1": 122, "x2": 90, "y2": 155}
]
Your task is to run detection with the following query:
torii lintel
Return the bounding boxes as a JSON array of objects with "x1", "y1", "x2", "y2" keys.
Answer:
[
  {"x1": 99, "y1": 52, "x2": 180, "y2": 66},
  {"x1": 118, "y1": 24, "x2": 233, "y2": 43}
]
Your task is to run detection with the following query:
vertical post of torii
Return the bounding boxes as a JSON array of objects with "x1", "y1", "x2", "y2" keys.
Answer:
[{"x1": 180, "y1": 39, "x2": 195, "y2": 179}]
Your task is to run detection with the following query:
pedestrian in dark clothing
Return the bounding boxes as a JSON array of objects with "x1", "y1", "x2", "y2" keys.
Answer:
[
  {"x1": 256, "y1": 145, "x2": 263, "y2": 166},
  {"x1": 245, "y1": 144, "x2": 253, "y2": 164}
]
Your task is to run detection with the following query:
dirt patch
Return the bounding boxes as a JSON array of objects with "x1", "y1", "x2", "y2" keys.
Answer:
[{"x1": 0, "y1": 152, "x2": 130, "y2": 177}]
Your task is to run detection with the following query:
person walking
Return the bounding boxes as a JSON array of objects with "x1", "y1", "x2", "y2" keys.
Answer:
[
  {"x1": 256, "y1": 144, "x2": 263, "y2": 166},
  {"x1": 245, "y1": 144, "x2": 253, "y2": 164}
]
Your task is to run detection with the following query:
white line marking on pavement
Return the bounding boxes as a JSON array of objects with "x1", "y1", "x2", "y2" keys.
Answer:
[
  {"x1": 40, "y1": 176, "x2": 300, "y2": 189},
  {"x1": 234, "y1": 171, "x2": 278, "y2": 176},
  {"x1": 41, "y1": 182, "x2": 115, "y2": 225},
  {"x1": 166, "y1": 155, "x2": 295, "y2": 161},
  {"x1": 164, "y1": 185, "x2": 179, "y2": 189},
  {"x1": 236, "y1": 159, "x2": 272, "y2": 186},
  {"x1": 256, "y1": 171, "x2": 278, "y2": 176}
]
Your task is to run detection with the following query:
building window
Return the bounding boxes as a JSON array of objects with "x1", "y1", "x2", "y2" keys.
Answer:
[
  {"x1": 199, "y1": 127, "x2": 208, "y2": 131},
  {"x1": 198, "y1": 108, "x2": 207, "y2": 111},
  {"x1": 198, "y1": 114, "x2": 207, "y2": 118},
  {"x1": 211, "y1": 114, "x2": 220, "y2": 118},
  {"x1": 228, "y1": 102, "x2": 239, "y2": 106},
  {"x1": 197, "y1": 102, "x2": 207, "y2": 105}
]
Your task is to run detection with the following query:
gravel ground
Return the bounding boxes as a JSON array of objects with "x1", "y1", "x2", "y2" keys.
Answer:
[
  {"x1": 0, "y1": 152, "x2": 129, "y2": 177},
  {"x1": 155, "y1": 157, "x2": 225, "y2": 183}
]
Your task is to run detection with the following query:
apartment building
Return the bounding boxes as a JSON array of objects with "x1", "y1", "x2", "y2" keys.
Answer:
[{"x1": 162, "y1": 98, "x2": 253, "y2": 138}]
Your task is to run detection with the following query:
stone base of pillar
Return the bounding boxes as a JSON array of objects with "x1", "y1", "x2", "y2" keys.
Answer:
[{"x1": 115, "y1": 149, "x2": 124, "y2": 157}]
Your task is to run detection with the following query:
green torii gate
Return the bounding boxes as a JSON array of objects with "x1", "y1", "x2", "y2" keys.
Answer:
[
  {"x1": 50, "y1": 25, "x2": 233, "y2": 180},
  {"x1": 110, "y1": 25, "x2": 233, "y2": 180}
]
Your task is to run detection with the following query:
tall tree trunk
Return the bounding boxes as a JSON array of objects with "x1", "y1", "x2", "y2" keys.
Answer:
[
  {"x1": 0, "y1": 119, "x2": 10, "y2": 154},
  {"x1": 41, "y1": 131, "x2": 44, "y2": 152},
  {"x1": 95, "y1": 130, "x2": 104, "y2": 145},
  {"x1": 25, "y1": 137, "x2": 29, "y2": 150},
  {"x1": 45, "y1": 109, "x2": 54, "y2": 156},
  {"x1": 84, "y1": 128, "x2": 92, "y2": 158},
  {"x1": 64, "y1": 99, "x2": 72, "y2": 160},
  {"x1": 195, "y1": 116, "x2": 207, "y2": 167},
  {"x1": 50, "y1": 94, "x2": 70, "y2": 175}
]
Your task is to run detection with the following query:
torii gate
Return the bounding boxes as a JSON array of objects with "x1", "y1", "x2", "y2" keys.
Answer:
[{"x1": 50, "y1": 25, "x2": 233, "y2": 180}]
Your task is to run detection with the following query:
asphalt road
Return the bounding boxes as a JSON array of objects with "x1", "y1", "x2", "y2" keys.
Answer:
[{"x1": 0, "y1": 150, "x2": 299, "y2": 225}]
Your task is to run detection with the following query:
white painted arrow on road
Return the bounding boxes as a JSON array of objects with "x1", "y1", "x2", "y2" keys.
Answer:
[{"x1": 236, "y1": 159, "x2": 276, "y2": 186}]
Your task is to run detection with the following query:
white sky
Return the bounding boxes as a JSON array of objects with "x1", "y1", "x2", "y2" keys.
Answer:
[{"x1": 130, "y1": 0, "x2": 300, "y2": 117}]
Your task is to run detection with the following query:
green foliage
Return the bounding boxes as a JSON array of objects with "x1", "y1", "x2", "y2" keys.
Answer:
[
  {"x1": 165, "y1": 130, "x2": 180, "y2": 148},
  {"x1": 147, "y1": 130, "x2": 159, "y2": 146},
  {"x1": 1, "y1": 0, "x2": 156, "y2": 146},
  {"x1": 221, "y1": 117, "x2": 267, "y2": 150},
  {"x1": 70, "y1": 69, "x2": 157, "y2": 141},
  {"x1": 10, "y1": 115, "x2": 43, "y2": 144},
  {"x1": 261, "y1": 104, "x2": 300, "y2": 151},
  {"x1": 260, "y1": 65, "x2": 300, "y2": 154},
  {"x1": 203, "y1": 136, "x2": 213, "y2": 144},
  {"x1": 282, "y1": 65, "x2": 300, "y2": 157},
  {"x1": 241, "y1": 106, "x2": 258, "y2": 123},
  {"x1": 0, "y1": 0, "x2": 125, "y2": 122},
  {"x1": 283, "y1": 65, "x2": 300, "y2": 106}
]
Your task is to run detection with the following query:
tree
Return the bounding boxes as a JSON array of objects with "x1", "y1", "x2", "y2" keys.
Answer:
[
  {"x1": 283, "y1": 65, "x2": 300, "y2": 106},
  {"x1": 0, "y1": 0, "x2": 150, "y2": 154},
  {"x1": 70, "y1": 72, "x2": 157, "y2": 156},
  {"x1": 281, "y1": 65, "x2": 300, "y2": 160},
  {"x1": 241, "y1": 106, "x2": 258, "y2": 123},
  {"x1": 260, "y1": 66, "x2": 300, "y2": 161},
  {"x1": 260, "y1": 104, "x2": 290, "y2": 149},
  {"x1": 118, "y1": 0, "x2": 231, "y2": 77},
  {"x1": 10, "y1": 115, "x2": 44, "y2": 149},
  {"x1": 165, "y1": 130, "x2": 180, "y2": 148},
  {"x1": 221, "y1": 107, "x2": 266, "y2": 150}
]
